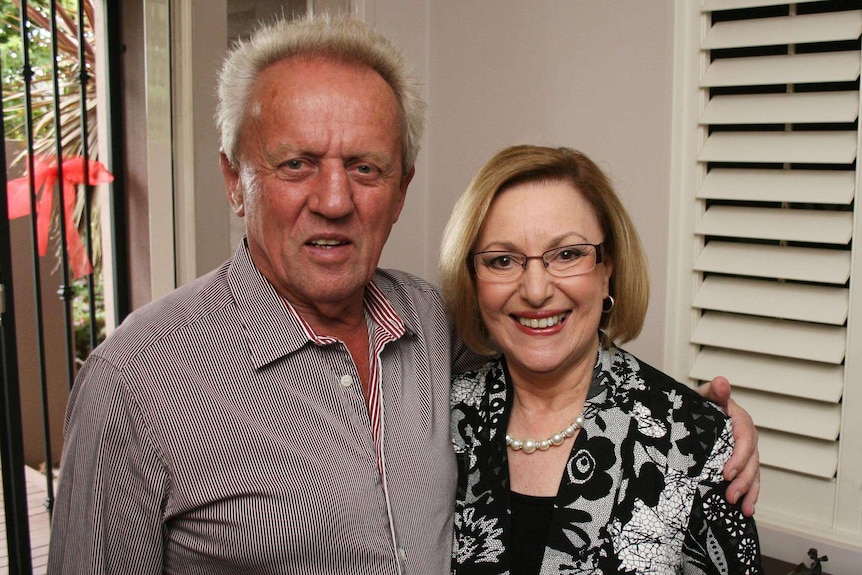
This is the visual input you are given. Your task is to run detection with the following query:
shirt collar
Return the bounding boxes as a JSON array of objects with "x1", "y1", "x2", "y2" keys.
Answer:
[
  {"x1": 285, "y1": 278, "x2": 406, "y2": 345},
  {"x1": 227, "y1": 241, "x2": 410, "y2": 369}
]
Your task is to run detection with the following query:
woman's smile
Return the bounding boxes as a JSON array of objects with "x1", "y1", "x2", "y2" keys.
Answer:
[{"x1": 514, "y1": 311, "x2": 570, "y2": 330}]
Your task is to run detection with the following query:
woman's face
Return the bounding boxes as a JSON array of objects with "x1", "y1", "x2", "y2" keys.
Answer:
[{"x1": 473, "y1": 180, "x2": 612, "y2": 385}]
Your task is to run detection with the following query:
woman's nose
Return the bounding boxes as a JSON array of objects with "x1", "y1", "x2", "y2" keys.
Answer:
[{"x1": 518, "y1": 259, "x2": 554, "y2": 305}]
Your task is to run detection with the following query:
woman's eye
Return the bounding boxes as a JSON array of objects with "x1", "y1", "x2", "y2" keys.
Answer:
[
  {"x1": 489, "y1": 256, "x2": 515, "y2": 269},
  {"x1": 557, "y1": 248, "x2": 584, "y2": 261}
]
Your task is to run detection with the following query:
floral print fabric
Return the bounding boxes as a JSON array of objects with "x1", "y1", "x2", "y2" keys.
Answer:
[{"x1": 451, "y1": 345, "x2": 763, "y2": 575}]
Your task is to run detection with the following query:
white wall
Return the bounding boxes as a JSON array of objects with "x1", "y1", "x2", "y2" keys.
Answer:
[{"x1": 372, "y1": 1, "x2": 676, "y2": 367}]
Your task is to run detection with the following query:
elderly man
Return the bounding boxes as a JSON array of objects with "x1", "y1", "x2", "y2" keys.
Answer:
[{"x1": 48, "y1": 16, "x2": 758, "y2": 575}]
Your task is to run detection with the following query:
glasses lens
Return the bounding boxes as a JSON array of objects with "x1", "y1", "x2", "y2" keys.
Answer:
[
  {"x1": 545, "y1": 244, "x2": 597, "y2": 277},
  {"x1": 473, "y1": 252, "x2": 525, "y2": 280}
]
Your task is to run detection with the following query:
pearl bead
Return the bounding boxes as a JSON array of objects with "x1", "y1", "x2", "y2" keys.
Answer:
[{"x1": 506, "y1": 411, "x2": 586, "y2": 455}]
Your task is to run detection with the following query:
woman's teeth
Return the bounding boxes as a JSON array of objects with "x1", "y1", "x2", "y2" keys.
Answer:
[{"x1": 518, "y1": 313, "x2": 568, "y2": 329}]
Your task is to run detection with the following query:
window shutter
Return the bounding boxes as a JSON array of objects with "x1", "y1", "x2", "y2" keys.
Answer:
[{"x1": 680, "y1": 0, "x2": 862, "y2": 536}]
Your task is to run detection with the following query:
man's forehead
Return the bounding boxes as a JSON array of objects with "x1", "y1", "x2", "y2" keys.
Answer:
[
  {"x1": 252, "y1": 56, "x2": 398, "y2": 113},
  {"x1": 264, "y1": 54, "x2": 390, "y2": 90}
]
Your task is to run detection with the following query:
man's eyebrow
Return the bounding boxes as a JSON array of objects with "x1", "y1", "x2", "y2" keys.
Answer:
[
  {"x1": 269, "y1": 144, "x2": 305, "y2": 157},
  {"x1": 349, "y1": 151, "x2": 394, "y2": 165},
  {"x1": 262, "y1": 145, "x2": 314, "y2": 165}
]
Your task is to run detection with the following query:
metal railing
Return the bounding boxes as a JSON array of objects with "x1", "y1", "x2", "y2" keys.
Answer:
[{"x1": 1, "y1": 1, "x2": 129, "y2": 571}]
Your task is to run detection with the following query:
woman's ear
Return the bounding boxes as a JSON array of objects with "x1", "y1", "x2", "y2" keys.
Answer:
[
  {"x1": 221, "y1": 153, "x2": 245, "y2": 216},
  {"x1": 602, "y1": 253, "x2": 614, "y2": 296}
]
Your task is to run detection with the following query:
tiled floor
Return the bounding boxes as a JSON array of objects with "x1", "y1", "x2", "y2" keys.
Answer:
[{"x1": 0, "y1": 466, "x2": 52, "y2": 574}]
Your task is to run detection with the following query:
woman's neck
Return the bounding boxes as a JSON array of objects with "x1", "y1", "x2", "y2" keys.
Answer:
[{"x1": 507, "y1": 352, "x2": 595, "y2": 415}]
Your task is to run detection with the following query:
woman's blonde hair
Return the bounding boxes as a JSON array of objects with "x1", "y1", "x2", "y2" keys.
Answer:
[{"x1": 439, "y1": 145, "x2": 649, "y2": 354}]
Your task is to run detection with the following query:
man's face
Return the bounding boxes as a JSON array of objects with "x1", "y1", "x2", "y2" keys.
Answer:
[{"x1": 221, "y1": 56, "x2": 412, "y2": 322}]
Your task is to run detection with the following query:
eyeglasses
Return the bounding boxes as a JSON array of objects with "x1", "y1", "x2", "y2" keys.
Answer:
[{"x1": 470, "y1": 243, "x2": 604, "y2": 282}]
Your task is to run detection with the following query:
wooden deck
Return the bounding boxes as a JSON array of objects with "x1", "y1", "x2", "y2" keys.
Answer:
[{"x1": 0, "y1": 466, "x2": 52, "y2": 574}]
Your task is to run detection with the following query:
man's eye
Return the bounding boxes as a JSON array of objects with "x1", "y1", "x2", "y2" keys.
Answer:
[
  {"x1": 355, "y1": 164, "x2": 377, "y2": 175},
  {"x1": 284, "y1": 159, "x2": 304, "y2": 170}
]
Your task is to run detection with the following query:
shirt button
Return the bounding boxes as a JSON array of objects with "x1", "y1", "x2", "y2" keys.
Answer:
[
  {"x1": 339, "y1": 374, "x2": 354, "y2": 387},
  {"x1": 398, "y1": 548, "x2": 407, "y2": 562}
]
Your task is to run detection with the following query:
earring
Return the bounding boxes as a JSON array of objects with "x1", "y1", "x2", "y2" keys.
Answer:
[{"x1": 602, "y1": 295, "x2": 615, "y2": 313}]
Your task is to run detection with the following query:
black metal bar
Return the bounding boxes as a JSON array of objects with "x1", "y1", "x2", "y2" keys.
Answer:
[
  {"x1": 78, "y1": 0, "x2": 99, "y2": 354},
  {"x1": 16, "y1": 0, "x2": 56, "y2": 531},
  {"x1": 0, "y1": 17, "x2": 35, "y2": 574},
  {"x1": 102, "y1": 0, "x2": 130, "y2": 324},
  {"x1": 17, "y1": 0, "x2": 52, "y2": 415},
  {"x1": 44, "y1": 0, "x2": 89, "y2": 518},
  {"x1": 48, "y1": 0, "x2": 77, "y2": 398}
]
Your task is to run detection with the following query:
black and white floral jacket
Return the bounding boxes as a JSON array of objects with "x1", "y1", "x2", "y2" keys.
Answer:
[{"x1": 450, "y1": 345, "x2": 763, "y2": 575}]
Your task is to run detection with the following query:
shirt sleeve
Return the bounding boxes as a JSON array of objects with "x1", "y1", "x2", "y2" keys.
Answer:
[
  {"x1": 682, "y1": 418, "x2": 764, "y2": 575},
  {"x1": 48, "y1": 355, "x2": 169, "y2": 575}
]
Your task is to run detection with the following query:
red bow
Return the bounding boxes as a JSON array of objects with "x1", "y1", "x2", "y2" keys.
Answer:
[{"x1": 7, "y1": 155, "x2": 114, "y2": 279}]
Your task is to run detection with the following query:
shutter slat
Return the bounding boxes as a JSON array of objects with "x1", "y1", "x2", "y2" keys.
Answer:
[
  {"x1": 701, "y1": 92, "x2": 859, "y2": 125},
  {"x1": 759, "y1": 468, "x2": 836, "y2": 525},
  {"x1": 701, "y1": 51, "x2": 861, "y2": 87},
  {"x1": 702, "y1": 11, "x2": 862, "y2": 50},
  {"x1": 695, "y1": 0, "x2": 860, "y2": 518},
  {"x1": 759, "y1": 429, "x2": 839, "y2": 478},
  {"x1": 698, "y1": 168, "x2": 855, "y2": 204},
  {"x1": 693, "y1": 276, "x2": 849, "y2": 325},
  {"x1": 691, "y1": 312, "x2": 847, "y2": 363},
  {"x1": 691, "y1": 347, "x2": 843, "y2": 402},
  {"x1": 696, "y1": 205, "x2": 853, "y2": 244},
  {"x1": 703, "y1": 0, "x2": 831, "y2": 11},
  {"x1": 695, "y1": 241, "x2": 851, "y2": 284},
  {"x1": 733, "y1": 388, "x2": 841, "y2": 441},
  {"x1": 699, "y1": 131, "x2": 858, "y2": 164}
]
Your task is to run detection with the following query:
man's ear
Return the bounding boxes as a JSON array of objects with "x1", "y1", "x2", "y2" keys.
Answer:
[
  {"x1": 392, "y1": 166, "x2": 414, "y2": 223},
  {"x1": 221, "y1": 153, "x2": 245, "y2": 216}
]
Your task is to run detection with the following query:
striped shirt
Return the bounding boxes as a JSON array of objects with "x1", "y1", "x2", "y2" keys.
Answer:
[{"x1": 48, "y1": 242, "x2": 476, "y2": 575}]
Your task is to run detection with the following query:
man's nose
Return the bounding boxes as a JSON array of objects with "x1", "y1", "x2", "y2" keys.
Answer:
[{"x1": 309, "y1": 164, "x2": 353, "y2": 218}]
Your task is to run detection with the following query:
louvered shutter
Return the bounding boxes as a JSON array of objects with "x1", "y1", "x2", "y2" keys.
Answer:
[{"x1": 671, "y1": 0, "x2": 862, "y2": 542}]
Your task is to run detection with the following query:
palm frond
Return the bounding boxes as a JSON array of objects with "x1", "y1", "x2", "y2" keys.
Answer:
[{"x1": 3, "y1": 0, "x2": 102, "y2": 270}]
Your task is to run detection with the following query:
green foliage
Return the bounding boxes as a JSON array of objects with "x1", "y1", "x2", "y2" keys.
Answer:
[
  {"x1": 71, "y1": 272, "x2": 105, "y2": 365},
  {"x1": 2, "y1": 0, "x2": 105, "y2": 363},
  {"x1": 1, "y1": 0, "x2": 96, "y2": 155}
]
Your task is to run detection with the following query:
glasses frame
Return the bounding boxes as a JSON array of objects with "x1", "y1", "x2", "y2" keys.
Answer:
[{"x1": 469, "y1": 243, "x2": 604, "y2": 282}]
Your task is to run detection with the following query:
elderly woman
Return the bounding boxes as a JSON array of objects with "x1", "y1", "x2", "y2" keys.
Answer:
[{"x1": 440, "y1": 146, "x2": 763, "y2": 575}]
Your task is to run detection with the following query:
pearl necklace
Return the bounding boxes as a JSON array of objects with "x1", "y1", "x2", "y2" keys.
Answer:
[{"x1": 506, "y1": 414, "x2": 585, "y2": 454}]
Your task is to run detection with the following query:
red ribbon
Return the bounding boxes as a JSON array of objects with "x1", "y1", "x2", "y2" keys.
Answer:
[{"x1": 7, "y1": 155, "x2": 114, "y2": 279}]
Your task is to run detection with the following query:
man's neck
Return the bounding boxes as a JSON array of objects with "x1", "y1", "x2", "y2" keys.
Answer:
[{"x1": 292, "y1": 296, "x2": 372, "y2": 402}]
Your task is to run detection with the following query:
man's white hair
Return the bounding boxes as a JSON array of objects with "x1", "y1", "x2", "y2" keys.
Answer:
[{"x1": 216, "y1": 15, "x2": 425, "y2": 173}]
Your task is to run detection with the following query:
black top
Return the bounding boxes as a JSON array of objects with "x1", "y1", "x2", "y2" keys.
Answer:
[{"x1": 510, "y1": 491, "x2": 555, "y2": 575}]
